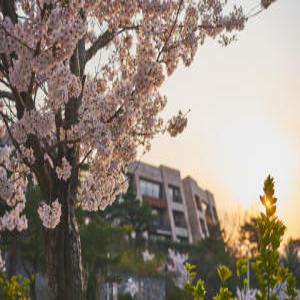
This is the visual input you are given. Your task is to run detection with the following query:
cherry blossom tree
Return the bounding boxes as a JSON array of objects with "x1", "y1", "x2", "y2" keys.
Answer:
[{"x1": 0, "y1": 0, "x2": 275, "y2": 299}]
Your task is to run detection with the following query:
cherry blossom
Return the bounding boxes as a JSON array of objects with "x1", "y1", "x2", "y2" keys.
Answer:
[
  {"x1": 167, "y1": 249, "x2": 188, "y2": 289},
  {"x1": 37, "y1": 199, "x2": 62, "y2": 229},
  {"x1": 167, "y1": 110, "x2": 188, "y2": 137},
  {"x1": 142, "y1": 249, "x2": 155, "y2": 262},
  {"x1": 0, "y1": 203, "x2": 28, "y2": 231},
  {"x1": 56, "y1": 157, "x2": 72, "y2": 181},
  {"x1": 0, "y1": 145, "x2": 28, "y2": 232},
  {"x1": 124, "y1": 277, "x2": 139, "y2": 298}
]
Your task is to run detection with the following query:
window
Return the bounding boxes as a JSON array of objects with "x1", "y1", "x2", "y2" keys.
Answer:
[
  {"x1": 152, "y1": 208, "x2": 171, "y2": 231},
  {"x1": 149, "y1": 234, "x2": 171, "y2": 242},
  {"x1": 205, "y1": 209, "x2": 213, "y2": 225},
  {"x1": 213, "y1": 206, "x2": 218, "y2": 220},
  {"x1": 195, "y1": 195, "x2": 202, "y2": 211},
  {"x1": 140, "y1": 179, "x2": 161, "y2": 199},
  {"x1": 173, "y1": 210, "x2": 187, "y2": 228},
  {"x1": 200, "y1": 218, "x2": 207, "y2": 237},
  {"x1": 168, "y1": 185, "x2": 182, "y2": 203},
  {"x1": 176, "y1": 236, "x2": 188, "y2": 243},
  {"x1": 201, "y1": 201, "x2": 208, "y2": 213}
]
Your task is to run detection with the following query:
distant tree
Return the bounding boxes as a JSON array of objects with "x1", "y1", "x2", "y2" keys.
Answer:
[
  {"x1": 239, "y1": 216, "x2": 260, "y2": 258},
  {"x1": 189, "y1": 224, "x2": 236, "y2": 298},
  {"x1": 282, "y1": 238, "x2": 300, "y2": 288},
  {"x1": 104, "y1": 179, "x2": 157, "y2": 245},
  {"x1": 80, "y1": 214, "x2": 129, "y2": 300}
]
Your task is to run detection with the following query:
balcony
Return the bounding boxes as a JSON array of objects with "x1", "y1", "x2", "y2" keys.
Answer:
[
  {"x1": 153, "y1": 219, "x2": 172, "y2": 232},
  {"x1": 143, "y1": 195, "x2": 167, "y2": 209}
]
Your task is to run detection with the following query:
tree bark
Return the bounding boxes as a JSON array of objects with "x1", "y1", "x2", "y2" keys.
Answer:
[
  {"x1": 44, "y1": 36, "x2": 85, "y2": 300},
  {"x1": 45, "y1": 190, "x2": 83, "y2": 300}
]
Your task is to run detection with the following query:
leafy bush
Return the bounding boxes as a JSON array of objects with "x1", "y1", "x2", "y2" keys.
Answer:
[
  {"x1": 118, "y1": 250, "x2": 164, "y2": 277},
  {"x1": 118, "y1": 293, "x2": 134, "y2": 300},
  {"x1": 0, "y1": 273, "x2": 32, "y2": 300}
]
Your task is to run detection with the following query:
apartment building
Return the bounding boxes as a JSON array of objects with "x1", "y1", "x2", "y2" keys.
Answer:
[{"x1": 128, "y1": 161, "x2": 218, "y2": 244}]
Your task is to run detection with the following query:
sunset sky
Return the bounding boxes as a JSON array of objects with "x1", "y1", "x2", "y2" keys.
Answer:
[{"x1": 141, "y1": 0, "x2": 300, "y2": 239}]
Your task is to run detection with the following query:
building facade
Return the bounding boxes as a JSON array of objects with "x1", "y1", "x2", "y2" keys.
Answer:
[{"x1": 128, "y1": 161, "x2": 219, "y2": 244}]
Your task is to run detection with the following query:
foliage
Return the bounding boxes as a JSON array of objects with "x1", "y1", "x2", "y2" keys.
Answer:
[
  {"x1": 0, "y1": 273, "x2": 32, "y2": 300},
  {"x1": 184, "y1": 262, "x2": 206, "y2": 300},
  {"x1": 282, "y1": 239, "x2": 300, "y2": 288},
  {"x1": 80, "y1": 213, "x2": 129, "y2": 299},
  {"x1": 0, "y1": 183, "x2": 44, "y2": 299},
  {"x1": 212, "y1": 264, "x2": 234, "y2": 300},
  {"x1": 253, "y1": 176, "x2": 297, "y2": 300},
  {"x1": 104, "y1": 178, "x2": 157, "y2": 244},
  {"x1": 184, "y1": 176, "x2": 298, "y2": 300},
  {"x1": 0, "y1": 184, "x2": 44, "y2": 259},
  {"x1": 236, "y1": 258, "x2": 249, "y2": 292},
  {"x1": 166, "y1": 273, "x2": 192, "y2": 300},
  {"x1": 117, "y1": 249, "x2": 163, "y2": 277},
  {"x1": 118, "y1": 293, "x2": 134, "y2": 300},
  {"x1": 188, "y1": 223, "x2": 236, "y2": 298},
  {"x1": 239, "y1": 216, "x2": 260, "y2": 258}
]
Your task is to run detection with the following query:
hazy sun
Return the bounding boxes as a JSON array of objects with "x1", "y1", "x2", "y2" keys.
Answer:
[{"x1": 215, "y1": 115, "x2": 297, "y2": 212}]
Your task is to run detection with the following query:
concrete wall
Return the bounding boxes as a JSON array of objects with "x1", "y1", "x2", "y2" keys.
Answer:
[
  {"x1": 182, "y1": 176, "x2": 218, "y2": 243},
  {"x1": 100, "y1": 273, "x2": 165, "y2": 300}
]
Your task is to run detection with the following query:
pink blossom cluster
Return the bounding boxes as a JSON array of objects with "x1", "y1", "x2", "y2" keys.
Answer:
[
  {"x1": 47, "y1": 65, "x2": 81, "y2": 112},
  {"x1": 79, "y1": 169, "x2": 128, "y2": 211},
  {"x1": 37, "y1": 199, "x2": 62, "y2": 229},
  {"x1": 0, "y1": 146, "x2": 28, "y2": 232},
  {"x1": 0, "y1": 203, "x2": 28, "y2": 231},
  {"x1": 167, "y1": 111, "x2": 188, "y2": 137},
  {"x1": 56, "y1": 157, "x2": 72, "y2": 181},
  {"x1": 12, "y1": 110, "x2": 54, "y2": 144}
]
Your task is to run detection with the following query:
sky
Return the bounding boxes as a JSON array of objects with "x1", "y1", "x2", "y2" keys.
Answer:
[{"x1": 141, "y1": 0, "x2": 300, "y2": 239}]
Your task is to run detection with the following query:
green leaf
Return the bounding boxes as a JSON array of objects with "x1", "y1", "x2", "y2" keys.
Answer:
[
  {"x1": 236, "y1": 258, "x2": 248, "y2": 277},
  {"x1": 217, "y1": 265, "x2": 232, "y2": 284}
]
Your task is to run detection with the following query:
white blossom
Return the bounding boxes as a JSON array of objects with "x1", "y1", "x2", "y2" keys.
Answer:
[
  {"x1": 38, "y1": 199, "x2": 62, "y2": 229},
  {"x1": 56, "y1": 157, "x2": 72, "y2": 181},
  {"x1": 142, "y1": 249, "x2": 154, "y2": 262},
  {"x1": 124, "y1": 277, "x2": 139, "y2": 298},
  {"x1": 167, "y1": 249, "x2": 188, "y2": 289}
]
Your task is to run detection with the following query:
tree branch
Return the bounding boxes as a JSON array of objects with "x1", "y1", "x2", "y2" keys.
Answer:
[
  {"x1": 0, "y1": 90, "x2": 15, "y2": 101},
  {"x1": 157, "y1": 0, "x2": 184, "y2": 62},
  {"x1": 85, "y1": 30, "x2": 115, "y2": 63},
  {"x1": 85, "y1": 26, "x2": 138, "y2": 64}
]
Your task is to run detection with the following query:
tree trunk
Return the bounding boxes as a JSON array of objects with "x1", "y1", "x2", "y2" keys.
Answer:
[{"x1": 45, "y1": 191, "x2": 83, "y2": 300}]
